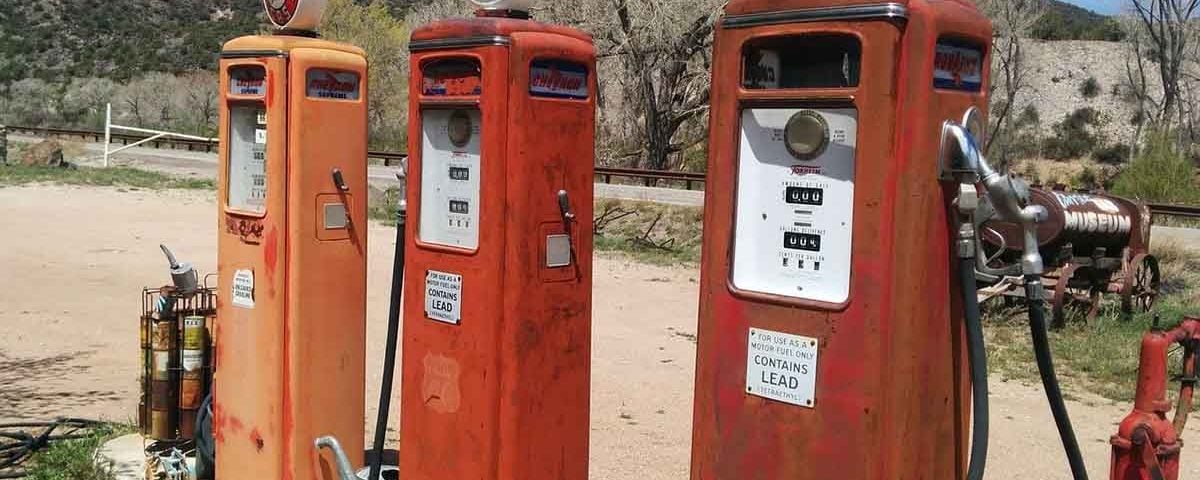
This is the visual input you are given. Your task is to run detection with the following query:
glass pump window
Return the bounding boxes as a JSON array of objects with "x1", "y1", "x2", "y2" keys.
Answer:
[
  {"x1": 743, "y1": 34, "x2": 861, "y2": 89},
  {"x1": 227, "y1": 105, "x2": 267, "y2": 214}
]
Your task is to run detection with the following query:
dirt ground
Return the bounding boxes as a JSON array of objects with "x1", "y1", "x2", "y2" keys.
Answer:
[{"x1": 1, "y1": 184, "x2": 1197, "y2": 479}]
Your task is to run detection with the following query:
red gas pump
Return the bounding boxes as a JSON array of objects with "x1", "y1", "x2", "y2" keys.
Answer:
[
  {"x1": 691, "y1": 1, "x2": 991, "y2": 478},
  {"x1": 396, "y1": 3, "x2": 597, "y2": 480},
  {"x1": 1109, "y1": 316, "x2": 1200, "y2": 480}
]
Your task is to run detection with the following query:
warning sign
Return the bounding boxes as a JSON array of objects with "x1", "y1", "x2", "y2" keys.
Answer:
[
  {"x1": 745, "y1": 327, "x2": 819, "y2": 408},
  {"x1": 425, "y1": 270, "x2": 462, "y2": 325},
  {"x1": 232, "y1": 269, "x2": 255, "y2": 308}
]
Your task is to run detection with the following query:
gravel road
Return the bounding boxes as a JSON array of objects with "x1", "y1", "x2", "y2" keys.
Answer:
[{"x1": 1, "y1": 184, "x2": 1197, "y2": 479}]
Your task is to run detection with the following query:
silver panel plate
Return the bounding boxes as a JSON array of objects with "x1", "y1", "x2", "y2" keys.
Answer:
[
  {"x1": 546, "y1": 234, "x2": 571, "y2": 268},
  {"x1": 324, "y1": 203, "x2": 348, "y2": 229}
]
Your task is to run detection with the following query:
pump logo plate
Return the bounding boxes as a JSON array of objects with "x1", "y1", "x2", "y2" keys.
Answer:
[
  {"x1": 933, "y1": 42, "x2": 983, "y2": 92},
  {"x1": 745, "y1": 328, "x2": 819, "y2": 408},
  {"x1": 529, "y1": 60, "x2": 589, "y2": 99},
  {"x1": 425, "y1": 270, "x2": 462, "y2": 325}
]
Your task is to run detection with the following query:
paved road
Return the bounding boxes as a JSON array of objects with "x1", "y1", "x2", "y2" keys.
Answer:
[
  {"x1": 9, "y1": 135, "x2": 1199, "y2": 246},
  {"x1": 12, "y1": 134, "x2": 709, "y2": 205}
]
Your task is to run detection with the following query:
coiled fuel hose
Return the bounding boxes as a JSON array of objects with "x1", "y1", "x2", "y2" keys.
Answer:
[
  {"x1": 1026, "y1": 277, "x2": 1089, "y2": 480},
  {"x1": 959, "y1": 257, "x2": 988, "y2": 480}
]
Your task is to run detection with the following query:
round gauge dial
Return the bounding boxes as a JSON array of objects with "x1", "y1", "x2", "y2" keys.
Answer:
[
  {"x1": 447, "y1": 110, "x2": 473, "y2": 148},
  {"x1": 784, "y1": 110, "x2": 830, "y2": 160}
]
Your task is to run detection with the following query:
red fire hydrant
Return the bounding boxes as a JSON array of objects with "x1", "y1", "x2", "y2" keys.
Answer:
[{"x1": 1110, "y1": 316, "x2": 1200, "y2": 480}]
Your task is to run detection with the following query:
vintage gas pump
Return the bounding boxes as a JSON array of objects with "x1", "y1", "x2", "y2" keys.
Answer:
[
  {"x1": 691, "y1": 0, "x2": 993, "y2": 478},
  {"x1": 214, "y1": 0, "x2": 368, "y2": 478},
  {"x1": 395, "y1": 2, "x2": 597, "y2": 480}
]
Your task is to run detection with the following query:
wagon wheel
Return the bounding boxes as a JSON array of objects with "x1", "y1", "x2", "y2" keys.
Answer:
[
  {"x1": 1051, "y1": 264, "x2": 1080, "y2": 330},
  {"x1": 1122, "y1": 254, "x2": 1161, "y2": 314},
  {"x1": 1084, "y1": 284, "x2": 1104, "y2": 323}
]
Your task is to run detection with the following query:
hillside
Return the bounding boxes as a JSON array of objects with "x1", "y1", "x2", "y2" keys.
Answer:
[
  {"x1": 1033, "y1": 0, "x2": 1126, "y2": 41},
  {"x1": 0, "y1": 0, "x2": 262, "y2": 84}
]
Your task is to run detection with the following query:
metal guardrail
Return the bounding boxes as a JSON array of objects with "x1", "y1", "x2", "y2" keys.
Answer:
[
  {"x1": 1147, "y1": 202, "x2": 1200, "y2": 219},
  {"x1": 10, "y1": 124, "x2": 1200, "y2": 215}
]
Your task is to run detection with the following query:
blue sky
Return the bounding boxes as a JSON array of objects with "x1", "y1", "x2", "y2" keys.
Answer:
[{"x1": 1062, "y1": 0, "x2": 1124, "y2": 15}]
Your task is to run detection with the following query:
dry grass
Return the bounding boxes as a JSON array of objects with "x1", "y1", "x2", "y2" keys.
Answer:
[{"x1": 985, "y1": 239, "x2": 1200, "y2": 402}]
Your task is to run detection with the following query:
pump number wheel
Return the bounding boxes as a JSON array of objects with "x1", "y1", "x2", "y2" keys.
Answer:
[{"x1": 1121, "y1": 253, "x2": 1161, "y2": 314}]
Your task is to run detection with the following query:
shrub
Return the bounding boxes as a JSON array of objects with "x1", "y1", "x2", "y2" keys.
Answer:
[
  {"x1": 1015, "y1": 104, "x2": 1040, "y2": 128},
  {"x1": 1093, "y1": 143, "x2": 1131, "y2": 165},
  {"x1": 1042, "y1": 108, "x2": 1104, "y2": 160},
  {"x1": 1080, "y1": 77, "x2": 1101, "y2": 98},
  {"x1": 1111, "y1": 132, "x2": 1200, "y2": 204}
]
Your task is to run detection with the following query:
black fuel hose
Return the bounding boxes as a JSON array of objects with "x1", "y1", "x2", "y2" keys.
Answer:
[
  {"x1": 368, "y1": 208, "x2": 406, "y2": 480},
  {"x1": 959, "y1": 257, "x2": 988, "y2": 480},
  {"x1": 1026, "y1": 276, "x2": 1089, "y2": 480}
]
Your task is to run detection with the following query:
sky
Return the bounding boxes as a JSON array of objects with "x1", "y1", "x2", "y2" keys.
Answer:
[{"x1": 1061, "y1": 0, "x2": 1124, "y2": 15}]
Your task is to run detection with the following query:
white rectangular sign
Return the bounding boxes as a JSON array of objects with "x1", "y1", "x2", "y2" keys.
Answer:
[
  {"x1": 232, "y1": 269, "x2": 255, "y2": 308},
  {"x1": 731, "y1": 108, "x2": 857, "y2": 304},
  {"x1": 425, "y1": 270, "x2": 462, "y2": 325},
  {"x1": 419, "y1": 109, "x2": 481, "y2": 249},
  {"x1": 745, "y1": 328, "x2": 819, "y2": 408}
]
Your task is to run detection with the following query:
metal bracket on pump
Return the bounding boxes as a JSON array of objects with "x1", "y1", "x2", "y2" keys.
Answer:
[{"x1": 939, "y1": 107, "x2": 1047, "y2": 280}]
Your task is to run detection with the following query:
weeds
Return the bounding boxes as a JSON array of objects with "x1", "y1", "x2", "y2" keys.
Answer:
[
  {"x1": 0, "y1": 164, "x2": 212, "y2": 190},
  {"x1": 1111, "y1": 131, "x2": 1200, "y2": 204},
  {"x1": 985, "y1": 240, "x2": 1200, "y2": 402},
  {"x1": 24, "y1": 422, "x2": 133, "y2": 480},
  {"x1": 591, "y1": 199, "x2": 703, "y2": 265}
]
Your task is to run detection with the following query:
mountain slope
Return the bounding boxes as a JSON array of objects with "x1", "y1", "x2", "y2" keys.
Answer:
[
  {"x1": 0, "y1": 0, "x2": 262, "y2": 84},
  {"x1": 1033, "y1": 0, "x2": 1125, "y2": 41}
]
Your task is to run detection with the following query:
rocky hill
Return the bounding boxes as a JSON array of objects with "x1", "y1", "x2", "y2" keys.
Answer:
[
  {"x1": 1017, "y1": 39, "x2": 1154, "y2": 149},
  {"x1": 0, "y1": 0, "x2": 262, "y2": 84}
]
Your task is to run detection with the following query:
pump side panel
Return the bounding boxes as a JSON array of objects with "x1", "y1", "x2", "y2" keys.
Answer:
[
  {"x1": 285, "y1": 47, "x2": 368, "y2": 480},
  {"x1": 398, "y1": 45, "x2": 510, "y2": 480},
  {"x1": 890, "y1": 4, "x2": 992, "y2": 475},
  {"x1": 497, "y1": 32, "x2": 596, "y2": 480},
  {"x1": 692, "y1": 20, "x2": 900, "y2": 480},
  {"x1": 692, "y1": 4, "x2": 993, "y2": 475},
  {"x1": 215, "y1": 53, "x2": 289, "y2": 480}
]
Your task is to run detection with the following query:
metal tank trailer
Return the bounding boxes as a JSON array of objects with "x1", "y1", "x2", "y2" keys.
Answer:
[{"x1": 975, "y1": 186, "x2": 1161, "y2": 327}]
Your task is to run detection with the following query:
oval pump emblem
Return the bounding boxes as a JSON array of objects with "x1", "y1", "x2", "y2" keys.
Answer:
[{"x1": 263, "y1": 0, "x2": 327, "y2": 31}]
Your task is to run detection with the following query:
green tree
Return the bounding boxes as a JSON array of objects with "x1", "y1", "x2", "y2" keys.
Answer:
[
  {"x1": 321, "y1": 0, "x2": 410, "y2": 150},
  {"x1": 1112, "y1": 131, "x2": 1200, "y2": 203}
]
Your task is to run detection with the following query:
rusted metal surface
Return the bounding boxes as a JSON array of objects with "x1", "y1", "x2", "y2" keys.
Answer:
[
  {"x1": 1109, "y1": 315, "x2": 1200, "y2": 480},
  {"x1": 979, "y1": 188, "x2": 1161, "y2": 326},
  {"x1": 398, "y1": 14, "x2": 596, "y2": 480},
  {"x1": 692, "y1": 1, "x2": 991, "y2": 478},
  {"x1": 214, "y1": 35, "x2": 369, "y2": 480}
]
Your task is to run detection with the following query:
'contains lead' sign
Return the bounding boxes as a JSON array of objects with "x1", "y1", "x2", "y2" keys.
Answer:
[
  {"x1": 425, "y1": 270, "x2": 462, "y2": 325},
  {"x1": 933, "y1": 42, "x2": 983, "y2": 92},
  {"x1": 745, "y1": 328, "x2": 819, "y2": 408}
]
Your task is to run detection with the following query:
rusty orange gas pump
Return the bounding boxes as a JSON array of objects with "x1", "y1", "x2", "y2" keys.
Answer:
[
  {"x1": 213, "y1": 0, "x2": 368, "y2": 478},
  {"x1": 393, "y1": 2, "x2": 597, "y2": 480},
  {"x1": 691, "y1": 0, "x2": 995, "y2": 478}
]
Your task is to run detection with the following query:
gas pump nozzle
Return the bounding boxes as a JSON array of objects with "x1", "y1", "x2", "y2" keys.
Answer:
[
  {"x1": 939, "y1": 121, "x2": 1046, "y2": 277},
  {"x1": 940, "y1": 120, "x2": 1090, "y2": 480}
]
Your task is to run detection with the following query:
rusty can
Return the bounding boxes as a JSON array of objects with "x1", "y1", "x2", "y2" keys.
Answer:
[
  {"x1": 178, "y1": 316, "x2": 206, "y2": 439},
  {"x1": 138, "y1": 315, "x2": 152, "y2": 435},
  {"x1": 149, "y1": 319, "x2": 175, "y2": 440}
]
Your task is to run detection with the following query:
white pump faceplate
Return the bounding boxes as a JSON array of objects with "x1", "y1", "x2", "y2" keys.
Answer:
[
  {"x1": 419, "y1": 109, "x2": 482, "y2": 250},
  {"x1": 730, "y1": 108, "x2": 857, "y2": 304}
]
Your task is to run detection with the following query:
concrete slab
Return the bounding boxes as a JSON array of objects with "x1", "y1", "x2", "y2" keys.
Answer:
[{"x1": 96, "y1": 434, "x2": 145, "y2": 480}]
